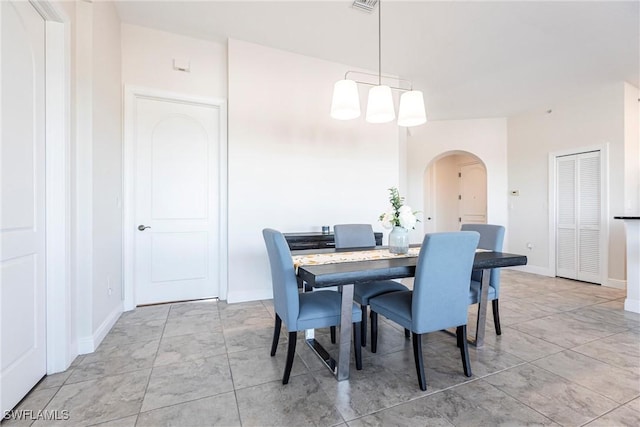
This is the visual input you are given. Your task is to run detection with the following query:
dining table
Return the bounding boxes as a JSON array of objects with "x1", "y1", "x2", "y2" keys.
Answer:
[{"x1": 292, "y1": 245, "x2": 527, "y2": 381}]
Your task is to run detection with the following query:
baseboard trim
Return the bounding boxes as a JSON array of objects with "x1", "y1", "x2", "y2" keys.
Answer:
[
  {"x1": 77, "y1": 336, "x2": 93, "y2": 355},
  {"x1": 506, "y1": 266, "x2": 627, "y2": 290},
  {"x1": 605, "y1": 278, "x2": 626, "y2": 289},
  {"x1": 624, "y1": 298, "x2": 640, "y2": 313},
  {"x1": 226, "y1": 289, "x2": 272, "y2": 304},
  {"x1": 77, "y1": 303, "x2": 123, "y2": 354},
  {"x1": 506, "y1": 265, "x2": 554, "y2": 277}
]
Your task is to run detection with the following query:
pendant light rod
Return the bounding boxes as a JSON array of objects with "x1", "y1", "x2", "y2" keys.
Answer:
[
  {"x1": 378, "y1": 0, "x2": 382, "y2": 85},
  {"x1": 343, "y1": 71, "x2": 414, "y2": 91}
]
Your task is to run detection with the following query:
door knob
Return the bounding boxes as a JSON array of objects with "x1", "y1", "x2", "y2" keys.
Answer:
[{"x1": 138, "y1": 225, "x2": 151, "y2": 231}]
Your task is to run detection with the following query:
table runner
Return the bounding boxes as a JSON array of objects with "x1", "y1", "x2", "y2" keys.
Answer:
[
  {"x1": 292, "y1": 247, "x2": 421, "y2": 270},
  {"x1": 292, "y1": 248, "x2": 489, "y2": 270}
]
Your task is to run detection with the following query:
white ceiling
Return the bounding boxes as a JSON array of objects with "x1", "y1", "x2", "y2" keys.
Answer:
[{"x1": 114, "y1": 0, "x2": 639, "y2": 120}]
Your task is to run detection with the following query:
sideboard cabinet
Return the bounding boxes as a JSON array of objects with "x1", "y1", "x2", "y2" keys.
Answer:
[{"x1": 283, "y1": 232, "x2": 383, "y2": 250}]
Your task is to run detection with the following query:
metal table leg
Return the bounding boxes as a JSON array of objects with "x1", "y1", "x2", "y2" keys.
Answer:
[
  {"x1": 304, "y1": 284, "x2": 354, "y2": 380},
  {"x1": 471, "y1": 268, "x2": 491, "y2": 347},
  {"x1": 336, "y1": 284, "x2": 354, "y2": 380}
]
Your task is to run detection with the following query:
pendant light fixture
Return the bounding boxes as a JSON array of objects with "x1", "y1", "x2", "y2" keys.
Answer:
[{"x1": 330, "y1": 0, "x2": 427, "y2": 127}]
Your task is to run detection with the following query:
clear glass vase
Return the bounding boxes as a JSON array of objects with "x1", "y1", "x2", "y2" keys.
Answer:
[{"x1": 389, "y1": 226, "x2": 409, "y2": 254}]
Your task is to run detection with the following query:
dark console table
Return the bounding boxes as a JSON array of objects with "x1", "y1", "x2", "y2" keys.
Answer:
[{"x1": 284, "y1": 232, "x2": 383, "y2": 250}]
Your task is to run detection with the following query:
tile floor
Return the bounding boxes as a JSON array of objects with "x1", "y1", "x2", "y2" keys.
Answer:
[{"x1": 4, "y1": 270, "x2": 640, "y2": 426}]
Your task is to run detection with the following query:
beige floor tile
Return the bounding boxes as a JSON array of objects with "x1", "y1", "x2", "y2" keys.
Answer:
[
  {"x1": 10, "y1": 273, "x2": 640, "y2": 427},
  {"x1": 67, "y1": 339, "x2": 159, "y2": 384},
  {"x1": 154, "y1": 330, "x2": 227, "y2": 367},
  {"x1": 482, "y1": 327, "x2": 565, "y2": 361},
  {"x1": 228, "y1": 345, "x2": 308, "y2": 389},
  {"x1": 88, "y1": 415, "x2": 138, "y2": 427},
  {"x1": 511, "y1": 312, "x2": 626, "y2": 348},
  {"x1": 572, "y1": 329, "x2": 640, "y2": 372},
  {"x1": 2, "y1": 388, "x2": 59, "y2": 427},
  {"x1": 236, "y1": 374, "x2": 344, "y2": 427},
  {"x1": 137, "y1": 393, "x2": 240, "y2": 427},
  {"x1": 484, "y1": 364, "x2": 618, "y2": 426},
  {"x1": 167, "y1": 300, "x2": 219, "y2": 318},
  {"x1": 34, "y1": 371, "x2": 72, "y2": 391},
  {"x1": 162, "y1": 312, "x2": 221, "y2": 338},
  {"x1": 584, "y1": 404, "x2": 640, "y2": 426},
  {"x1": 141, "y1": 356, "x2": 233, "y2": 412},
  {"x1": 423, "y1": 379, "x2": 557, "y2": 426},
  {"x1": 34, "y1": 369, "x2": 151, "y2": 427},
  {"x1": 532, "y1": 350, "x2": 640, "y2": 404}
]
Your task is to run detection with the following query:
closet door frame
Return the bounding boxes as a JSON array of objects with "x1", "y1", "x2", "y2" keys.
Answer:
[{"x1": 548, "y1": 144, "x2": 609, "y2": 285}]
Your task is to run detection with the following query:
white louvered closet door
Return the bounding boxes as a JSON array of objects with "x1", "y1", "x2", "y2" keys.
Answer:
[{"x1": 556, "y1": 151, "x2": 602, "y2": 284}]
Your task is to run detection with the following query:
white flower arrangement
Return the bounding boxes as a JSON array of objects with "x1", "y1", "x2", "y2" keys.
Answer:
[{"x1": 379, "y1": 187, "x2": 419, "y2": 230}]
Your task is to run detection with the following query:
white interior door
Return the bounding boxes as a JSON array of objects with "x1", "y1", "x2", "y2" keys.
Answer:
[
  {"x1": 1, "y1": 0, "x2": 47, "y2": 413},
  {"x1": 134, "y1": 96, "x2": 221, "y2": 305},
  {"x1": 556, "y1": 151, "x2": 602, "y2": 284},
  {"x1": 459, "y1": 162, "x2": 487, "y2": 225}
]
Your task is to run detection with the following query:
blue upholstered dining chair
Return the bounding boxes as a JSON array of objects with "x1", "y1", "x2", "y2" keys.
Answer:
[
  {"x1": 461, "y1": 223, "x2": 506, "y2": 335},
  {"x1": 262, "y1": 228, "x2": 363, "y2": 384},
  {"x1": 369, "y1": 231, "x2": 480, "y2": 391},
  {"x1": 333, "y1": 224, "x2": 410, "y2": 346}
]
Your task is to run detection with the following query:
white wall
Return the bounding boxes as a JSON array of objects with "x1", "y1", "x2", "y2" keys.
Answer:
[
  {"x1": 227, "y1": 39, "x2": 401, "y2": 302},
  {"x1": 121, "y1": 24, "x2": 227, "y2": 98},
  {"x1": 73, "y1": 0, "x2": 93, "y2": 354},
  {"x1": 624, "y1": 82, "x2": 640, "y2": 215},
  {"x1": 71, "y1": 0, "x2": 123, "y2": 353},
  {"x1": 507, "y1": 82, "x2": 635, "y2": 284},
  {"x1": 406, "y1": 118, "x2": 509, "y2": 243},
  {"x1": 90, "y1": 0, "x2": 122, "y2": 336}
]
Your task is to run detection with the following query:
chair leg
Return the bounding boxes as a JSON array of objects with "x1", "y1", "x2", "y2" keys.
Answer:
[
  {"x1": 353, "y1": 322, "x2": 363, "y2": 370},
  {"x1": 412, "y1": 333, "x2": 427, "y2": 391},
  {"x1": 404, "y1": 328, "x2": 411, "y2": 338},
  {"x1": 330, "y1": 326, "x2": 336, "y2": 344},
  {"x1": 270, "y1": 314, "x2": 282, "y2": 356},
  {"x1": 282, "y1": 331, "x2": 297, "y2": 385},
  {"x1": 492, "y1": 299, "x2": 502, "y2": 335},
  {"x1": 457, "y1": 325, "x2": 472, "y2": 377},
  {"x1": 370, "y1": 311, "x2": 378, "y2": 353},
  {"x1": 360, "y1": 306, "x2": 368, "y2": 347}
]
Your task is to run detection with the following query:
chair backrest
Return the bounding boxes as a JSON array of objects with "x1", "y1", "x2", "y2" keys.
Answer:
[
  {"x1": 412, "y1": 231, "x2": 480, "y2": 333},
  {"x1": 461, "y1": 223, "x2": 505, "y2": 292},
  {"x1": 262, "y1": 228, "x2": 300, "y2": 329},
  {"x1": 333, "y1": 224, "x2": 376, "y2": 249}
]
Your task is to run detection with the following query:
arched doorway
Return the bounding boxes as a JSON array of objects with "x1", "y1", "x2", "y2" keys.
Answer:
[{"x1": 423, "y1": 151, "x2": 487, "y2": 233}]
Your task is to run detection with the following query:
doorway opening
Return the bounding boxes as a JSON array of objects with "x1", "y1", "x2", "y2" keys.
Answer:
[{"x1": 423, "y1": 151, "x2": 487, "y2": 233}]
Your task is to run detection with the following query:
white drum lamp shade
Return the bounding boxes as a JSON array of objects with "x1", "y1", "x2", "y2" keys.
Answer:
[
  {"x1": 366, "y1": 85, "x2": 395, "y2": 123},
  {"x1": 330, "y1": 79, "x2": 361, "y2": 120},
  {"x1": 398, "y1": 90, "x2": 427, "y2": 127}
]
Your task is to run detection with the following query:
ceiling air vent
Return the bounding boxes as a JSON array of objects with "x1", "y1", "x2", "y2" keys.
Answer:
[{"x1": 352, "y1": 0, "x2": 378, "y2": 13}]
